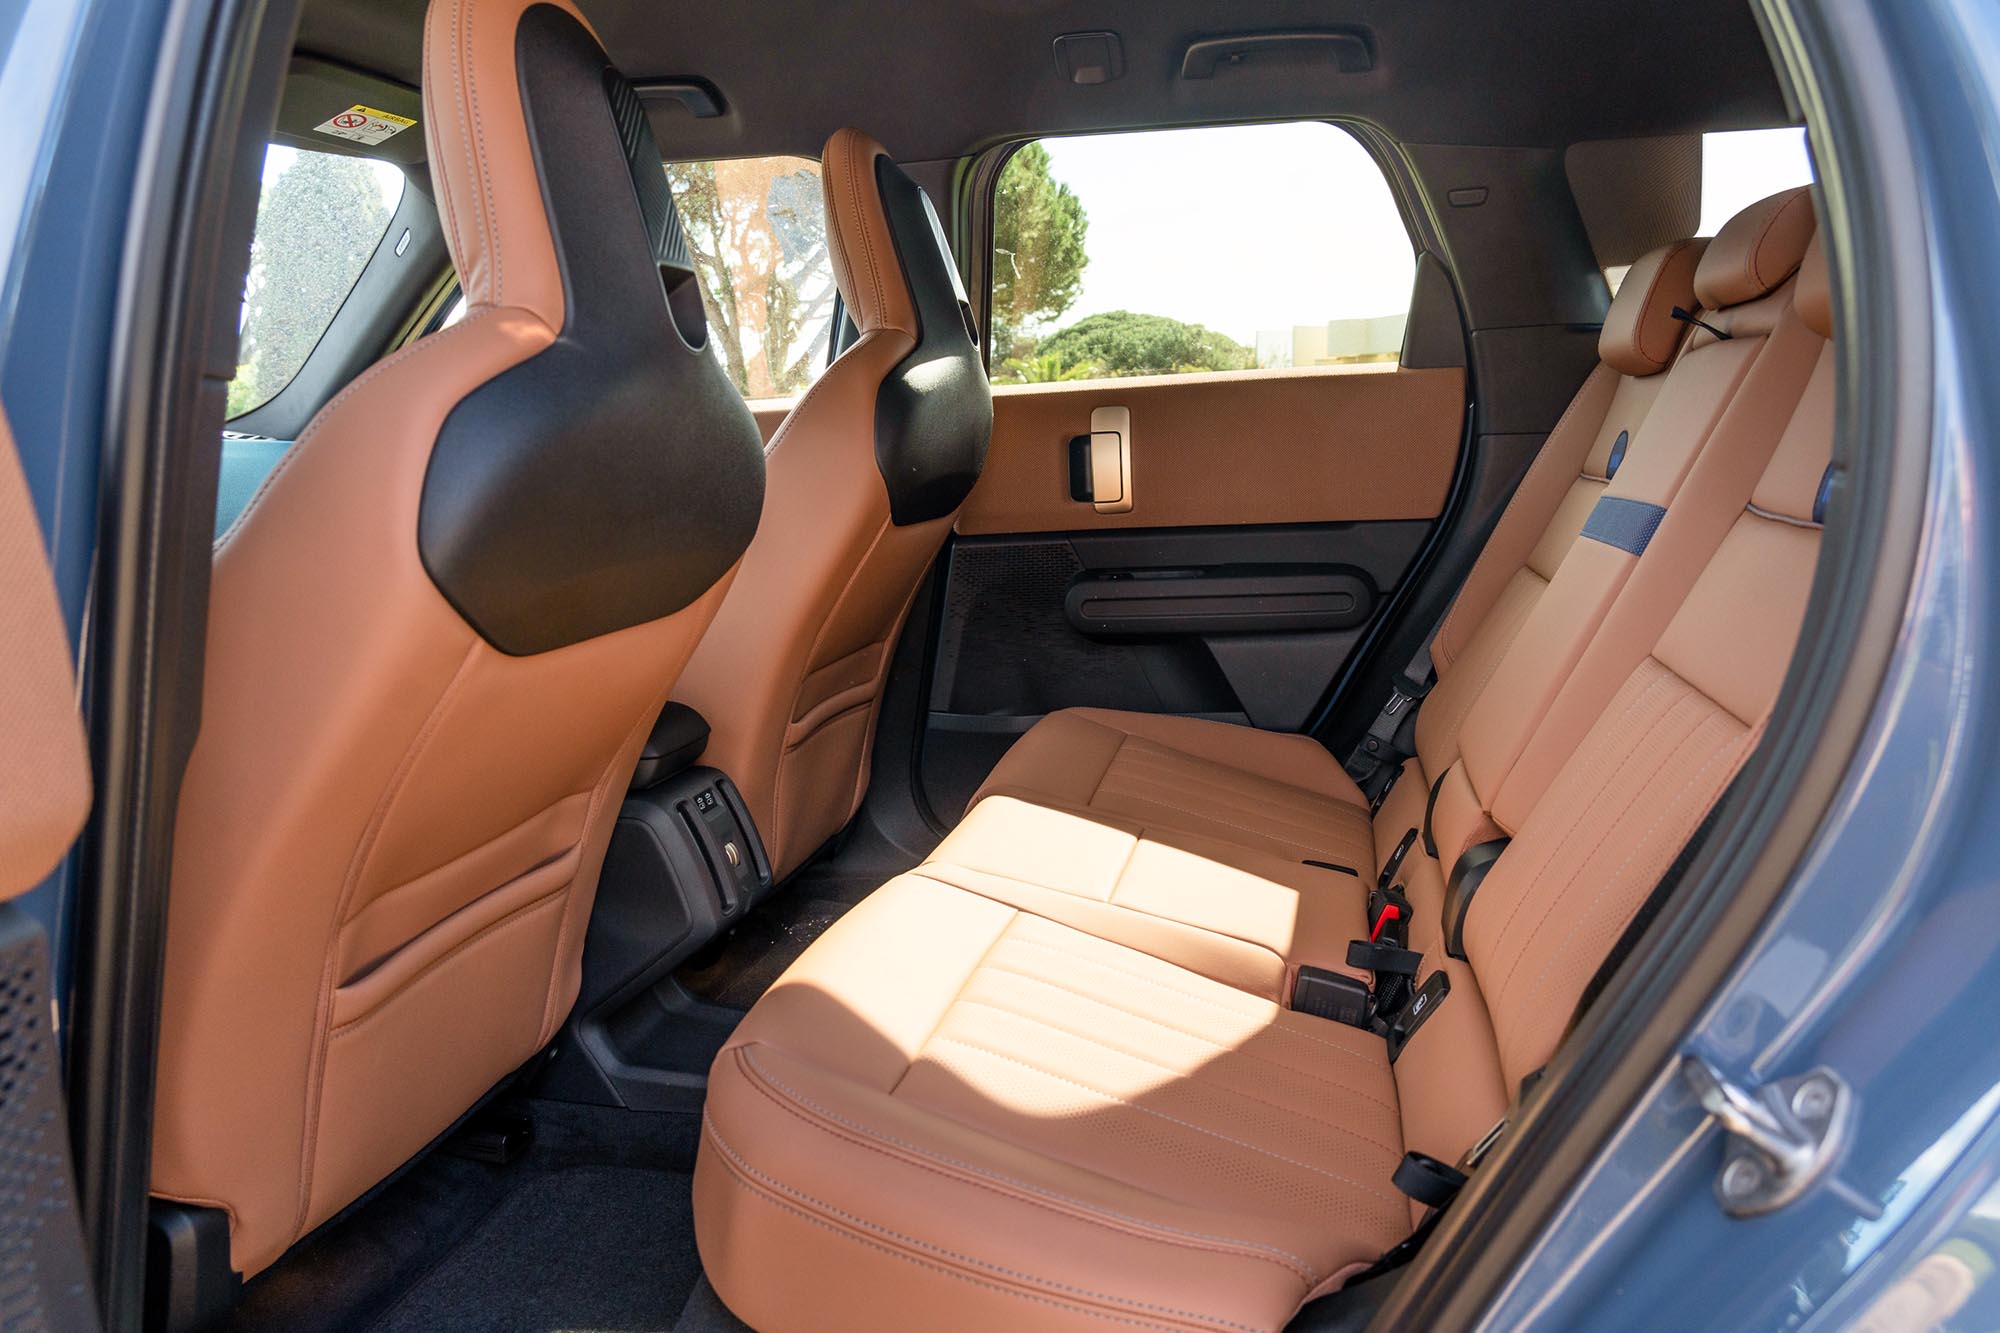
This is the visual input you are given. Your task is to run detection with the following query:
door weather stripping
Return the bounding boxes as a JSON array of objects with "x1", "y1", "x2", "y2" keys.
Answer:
[{"x1": 1681, "y1": 1057, "x2": 1873, "y2": 1219}]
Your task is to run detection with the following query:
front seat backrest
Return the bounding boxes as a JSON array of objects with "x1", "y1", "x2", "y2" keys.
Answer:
[
  {"x1": 673, "y1": 128, "x2": 993, "y2": 881},
  {"x1": 150, "y1": 0, "x2": 764, "y2": 1277}
]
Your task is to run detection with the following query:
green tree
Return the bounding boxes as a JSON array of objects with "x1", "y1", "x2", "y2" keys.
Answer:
[
  {"x1": 1001, "y1": 351, "x2": 1098, "y2": 383},
  {"x1": 666, "y1": 158, "x2": 834, "y2": 397},
  {"x1": 1037, "y1": 311, "x2": 1253, "y2": 378},
  {"x1": 229, "y1": 151, "x2": 396, "y2": 416},
  {"x1": 991, "y1": 143, "x2": 1089, "y2": 362}
]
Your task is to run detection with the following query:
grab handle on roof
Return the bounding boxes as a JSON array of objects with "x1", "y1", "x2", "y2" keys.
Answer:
[
  {"x1": 1178, "y1": 29, "x2": 1374, "y2": 80},
  {"x1": 632, "y1": 78, "x2": 725, "y2": 119}
]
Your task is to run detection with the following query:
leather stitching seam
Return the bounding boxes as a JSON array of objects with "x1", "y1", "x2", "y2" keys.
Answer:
[
  {"x1": 1437, "y1": 363, "x2": 1607, "y2": 653},
  {"x1": 215, "y1": 309, "x2": 504, "y2": 552},
  {"x1": 1513, "y1": 714, "x2": 1742, "y2": 1017},
  {"x1": 949, "y1": 995, "x2": 1403, "y2": 1143},
  {"x1": 1108, "y1": 749, "x2": 1363, "y2": 825},
  {"x1": 292, "y1": 639, "x2": 481, "y2": 1239},
  {"x1": 1479, "y1": 664, "x2": 1679, "y2": 962},
  {"x1": 329, "y1": 881, "x2": 569, "y2": 1039},
  {"x1": 705, "y1": 1118, "x2": 1268, "y2": 1331},
  {"x1": 1487, "y1": 669, "x2": 1693, "y2": 1001},
  {"x1": 734, "y1": 1047, "x2": 1322, "y2": 1283},
  {"x1": 988, "y1": 936, "x2": 1386, "y2": 1068},
  {"x1": 1100, "y1": 763, "x2": 1366, "y2": 837},
  {"x1": 924, "y1": 1032, "x2": 1408, "y2": 1208},
  {"x1": 954, "y1": 972, "x2": 1398, "y2": 1112},
  {"x1": 1091, "y1": 787, "x2": 1355, "y2": 860}
]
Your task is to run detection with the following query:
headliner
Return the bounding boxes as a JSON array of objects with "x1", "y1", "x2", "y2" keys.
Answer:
[{"x1": 298, "y1": 0, "x2": 1791, "y2": 162}]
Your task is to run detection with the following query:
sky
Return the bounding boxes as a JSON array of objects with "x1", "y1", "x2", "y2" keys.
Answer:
[
  {"x1": 248, "y1": 122, "x2": 1816, "y2": 360},
  {"x1": 1039, "y1": 122, "x2": 1412, "y2": 348},
  {"x1": 1696, "y1": 127, "x2": 1814, "y2": 234},
  {"x1": 1036, "y1": 124, "x2": 1815, "y2": 349}
]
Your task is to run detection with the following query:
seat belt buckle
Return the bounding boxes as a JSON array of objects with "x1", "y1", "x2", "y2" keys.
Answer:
[
  {"x1": 1368, "y1": 902, "x2": 1402, "y2": 943},
  {"x1": 1384, "y1": 971, "x2": 1451, "y2": 1063},
  {"x1": 1384, "y1": 669, "x2": 1434, "y2": 716},
  {"x1": 1292, "y1": 966, "x2": 1373, "y2": 1028},
  {"x1": 1376, "y1": 829, "x2": 1417, "y2": 894},
  {"x1": 1346, "y1": 939, "x2": 1421, "y2": 977},
  {"x1": 1366, "y1": 881, "x2": 1412, "y2": 948}
]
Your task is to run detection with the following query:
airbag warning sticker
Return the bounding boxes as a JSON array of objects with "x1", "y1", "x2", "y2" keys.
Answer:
[{"x1": 313, "y1": 105, "x2": 417, "y2": 146}]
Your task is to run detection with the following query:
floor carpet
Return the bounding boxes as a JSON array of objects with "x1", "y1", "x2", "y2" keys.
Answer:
[
  {"x1": 229, "y1": 1099, "x2": 705, "y2": 1333},
  {"x1": 370, "y1": 1163, "x2": 702, "y2": 1332}
]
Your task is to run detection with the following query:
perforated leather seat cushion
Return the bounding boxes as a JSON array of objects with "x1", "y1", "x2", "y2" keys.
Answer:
[
  {"x1": 971, "y1": 708, "x2": 1378, "y2": 877},
  {"x1": 695, "y1": 873, "x2": 1409, "y2": 1333}
]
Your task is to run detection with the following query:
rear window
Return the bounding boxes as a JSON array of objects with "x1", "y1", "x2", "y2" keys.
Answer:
[
  {"x1": 1696, "y1": 127, "x2": 1814, "y2": 235},
  {"x1": 1592, "y1": 128, "x2": 1815, "y2": 295},
  {"x1": 227, "y1": 146, "x2": 405, "y2": 418},
  {"x1": 989, "y1": 122, "x2": 1415, "y2": 384},
  {"x1": 665, "y1": 155, "x2": 837, "y2": 400}
]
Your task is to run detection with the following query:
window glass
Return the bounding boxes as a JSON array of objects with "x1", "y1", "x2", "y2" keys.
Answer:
[
  {"x1": 1698, "y1": 127, "x2": 1814, "y2": 236},
  {"x1": 227, "y1": 146, "x2": 405, "y2": 417},
  {"x1": 665, "y1": 155, "x2": 837, "y2": 399},
  {"x1": 990, "y1": 123, "x2": 1414, "y2": 384}
]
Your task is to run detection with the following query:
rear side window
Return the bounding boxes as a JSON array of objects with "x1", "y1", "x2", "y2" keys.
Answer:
[
  {"x1": 1573, "y1": 128, "x2": 1815, "y2": 296},
  {"x1": 1696, "y1": 127, "x2": 1814, "y2": 235},
  {"x1": 989, "y1": 123, "x2": 1414, "y2": 384},
  {"x1": 665, "y1": 155, "x2": 837, "y2": 400},
  {"x1": 227, "y1": 146, "x2": 405, "y2": 417}
]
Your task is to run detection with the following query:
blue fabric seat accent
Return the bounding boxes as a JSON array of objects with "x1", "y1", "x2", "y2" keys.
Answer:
[
  {"x1": 1605, "y1": 429, "x2": 1630, "y2": 478},
  {"x1": 1579, "y1": 495, "x2": 1667, "y2": 556}
]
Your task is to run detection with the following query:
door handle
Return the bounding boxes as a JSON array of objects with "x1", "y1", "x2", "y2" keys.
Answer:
[{"x1": 1067, "y1": 406, "x2": 1132, "y2": 514}]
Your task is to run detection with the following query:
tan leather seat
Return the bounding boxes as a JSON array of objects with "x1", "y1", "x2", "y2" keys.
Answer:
[
  {"x1": 921, "y1": 193, "x2": 1815, "y2": 999},
  {"x1": 0, "y1": 406, "x2": 90, "y2": 898},
  {"x1": 150, "y1": 0, "x2": 765, "y2": 1277},
  {"x1": 672, "y1": 128, "x2": 993, "y2": 882},
  {"x1": 694, "y1": 215, "x2": 1836, "y2": 1332},
  {"x1": 965, "y1": 227, "x2": 1726, "y2": 874}
]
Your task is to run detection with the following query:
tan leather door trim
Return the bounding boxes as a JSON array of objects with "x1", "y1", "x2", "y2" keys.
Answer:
[
  {"x1": 0, "y1": 404, "x2": 91, "y2": 900},
  {"x1": 956, "y1": 364, "x2": 1465, "y2": 536}
]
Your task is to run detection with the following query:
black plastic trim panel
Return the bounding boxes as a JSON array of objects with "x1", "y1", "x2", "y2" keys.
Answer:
[
  {"x1": 417, "y1": 5, "x2": 764, "y2": 655},
  {"x1": 1065, "y1": 566, "x2": 1373, "y2": 636},
  {"x1": 871, "y1": 156, "x2": 992, "y2": 525}
]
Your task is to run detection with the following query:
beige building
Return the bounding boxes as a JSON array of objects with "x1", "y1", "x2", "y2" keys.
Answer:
[{"x1": 1256, "y1": 311, "x2": 1408, "y2": 368}]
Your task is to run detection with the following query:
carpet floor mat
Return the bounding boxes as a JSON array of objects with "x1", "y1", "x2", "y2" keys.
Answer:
[
  {"x1": 369, "y1": 1163, "x2": 702, "y2": 1332},
  {"x1": 228, "y1": 1099, "x2": 704, "y2": 1333}
]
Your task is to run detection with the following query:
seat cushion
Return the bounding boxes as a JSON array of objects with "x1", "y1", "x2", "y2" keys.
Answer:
[
  {"x1": 972, "y1": 708, "x2": 1377, "y2": 876},
  {"x1": 924, "y1": 795, "x2": 1373, "y2": 1000},
  {"x1": 696, "y1": 873, "x2": 1411, "y2": 1333}
]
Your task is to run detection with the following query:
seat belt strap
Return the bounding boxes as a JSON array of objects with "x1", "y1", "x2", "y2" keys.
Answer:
[
  {"x1": 1345, "y1": 620, "x2": 1445, "y2": 805},
  {"x1": 1344, "y1": 1116, "x2": 1511, "y2": 1289}
]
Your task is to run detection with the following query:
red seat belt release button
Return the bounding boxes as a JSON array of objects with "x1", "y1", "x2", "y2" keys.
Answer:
[{"x1": 1370, "y1": 904, "x2": 1402, "y2": 943}]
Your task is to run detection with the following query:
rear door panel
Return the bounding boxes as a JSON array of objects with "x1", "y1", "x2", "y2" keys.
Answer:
[
  {"x1": 959, "y1": 365, "x2": 1464, "y2": 534},
  {"x1": 920, "y1": 364, "x2": 1465, "y2": 820}
]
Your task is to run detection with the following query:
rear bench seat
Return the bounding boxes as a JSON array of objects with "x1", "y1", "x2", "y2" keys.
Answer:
[
  {"x1": 919, "y1": 189, "x2": 1817, "y2": 997},
  {"x1": 693, "y1": 195, "x2": 1834, "y2": 1333}
]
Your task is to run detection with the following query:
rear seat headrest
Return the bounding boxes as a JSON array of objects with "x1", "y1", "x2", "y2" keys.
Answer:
[
  {"x1": 1693, "y1": 186, "x2": 1816, "y2": 310},
  {"x1": 1599, "y1": 238, "x2": 1707, "y2": 377},
  {"x1": 1795, "y1": 232, "x2": 1832, "y2": 339}
]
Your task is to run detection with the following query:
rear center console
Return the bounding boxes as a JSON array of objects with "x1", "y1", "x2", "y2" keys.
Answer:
[{"x1": 535, "y1": 702, "x2": 775, "y2": 1109}]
